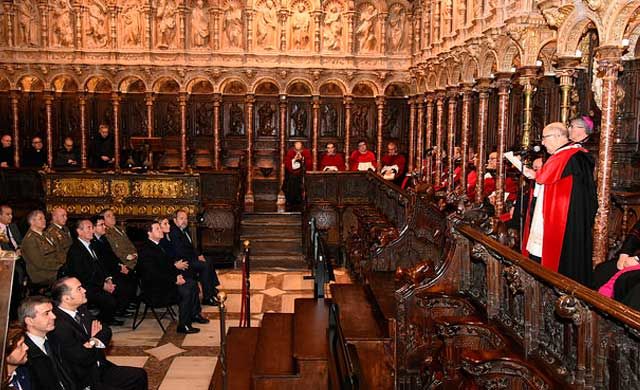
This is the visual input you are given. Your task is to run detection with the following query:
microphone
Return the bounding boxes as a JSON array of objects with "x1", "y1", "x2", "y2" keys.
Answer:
[{"x1": 511, "y1": 145, "x2": 541, "y2": 156}]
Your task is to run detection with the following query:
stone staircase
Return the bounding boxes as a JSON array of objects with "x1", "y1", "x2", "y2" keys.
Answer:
[{"x1": 240, "y1": 212, "x2": 307, "y2": 269}]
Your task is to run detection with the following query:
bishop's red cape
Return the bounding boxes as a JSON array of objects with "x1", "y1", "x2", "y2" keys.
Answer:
[{"x1": 522, "y1": 145, "x2": 596, "y2": 286}]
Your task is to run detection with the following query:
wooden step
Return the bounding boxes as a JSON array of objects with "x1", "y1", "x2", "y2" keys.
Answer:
[
  {"x1": 251, "y1": 253, "x2": 308, "y2": 270},
  {"x1": 242, "y1": 212, "x2": 302, "y2": 225},
  {"x1": 352, "y1": 342, "x2": 394, "y2": 390},
  {"x1": 240, "y1": 223, "x2": 302, "y2": 238},
  {"x1": 293, "y1": 298, "x2": 330, "y2": 361},
  {"x1": 253, "y1": 313, "x2": 295, "y2": 376},
  {"x1": 365, "y1": 271, "x2": 398, "y2": 324},
  {"x1": 329, "y1": 284, "x2": 388, "y2": 340},
  {"x1": 212, "y1": 327, "x2": 260, "y2": 390}
]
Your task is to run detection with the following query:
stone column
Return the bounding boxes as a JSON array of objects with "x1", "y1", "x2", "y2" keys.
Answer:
[
  {"x1": 111, "y1": 93, "x2": 121, "y2": 170},
  {"x1": 213, "y1": 93, "x2": 222, "y2": 170},
  {"x1": 518, "y1": 67, "x2": 539, "y2": 151},
  {"x1": 145, "y1": 93, "x2": 154, "y2": 137},
  {"x1": 345, "y1": 11, "x2": 355, "y2": 54},
  {"x1": 592, "y1": 46, "x2": 624, "y2": 266},
  {"x1": 178, "y1": 3, "x2": 187, "y2": 49},
  {"x1": 376, "y1": 96, "x2": 385, "y2": 167},
  {"x1": 5, "y1": 3, "x2": 14, "y2": 47},
  {"x1": 407, "y1": 97, "x2": 416, "y2": 173},
  {"x1": 178, "y1": 93, "x2": 188, "y2": 170},
  {"x1": 379, "y1": 12, "x2": 388, "y2": 54},
  {"x1": 344, "y1": 96, "x2": 352, "y2": 169},
  {"x1": 279, "y1": 9, "x2": 287, "y2": 51},
  {"x1": 39, "y1": 3, "x2": 47, "y2": 47},
  {"x1": 556, "y1": 57, "x2": 580, "y2": 125},
  {"x1": 44, "y1": 93, "x2": 54, "y2": 168},
  {"x1": 144, "y1": 4, "x2": 153, "y2": 50},
  {"x1": 74, "y1": 3, "x2": 82, "y2": 48},
  {"x1": 415, "y1": 96, "x2": 424, "y2": 175},
  {"x1": 460, "y1": 84, "x2": 473, "y2": 193},
  {"x1": 246, "y1": 10, "x2": 254, "y2": 51},
  {"x1": 475, "y1": 79, "x2": 491, "y2": 204},
  {"x1": 425, "y1": 94, "x2": 434, "y2": 184},
  {"x1": 494, "y1": 73, "x2": 512, "y2": 216},
  {"x1": 245, "y1": 94, "x2": 255, "y2": 211},
  {"x1": 10, "y1": 91, "x2": 19, "y2": 167},
  {"x1": 312, "y1": 95, "x2": 320, "y2": 170},
  {"x1": 78, "y1": 93, "x2": 87, "y2": 170},
  {"x1": 313, "y1": 11, "x2": 321, "y2": 52},
  {"x1": 446, "y1": 88, "x2": 457, "y2": 193},
  {"x1": 109, "y1": 5, "x2": 118, "y2": 49},
  {"x1": 277, "y1": 95, "x2": 287, "y2": 211},
  {"x1": 434, "y1": 91, "x2": 446, "y2": 187},
  {"x1": 212, "y1": 7, "x2": 220, "y2": 51}
]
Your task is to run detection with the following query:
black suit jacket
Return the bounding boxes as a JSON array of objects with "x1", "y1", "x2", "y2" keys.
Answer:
[
  {"x1": 136, "y1": 239, "x2": 178, "y2": 306},
  {"x1": 49, "y1": 306, "x2": 113, "y2": 389},
  {"x1": 24, "y1": 334, "x2": 75, "y2": 390},
  {"x1": 65, "y1": 240, "x2": 111, "y2": 295},
  {"x1": 92, "y1": 235, "x2": 124, "y2": 275},
  {"x1": 1, "y1": 223, "x2": 22, "y2": 251},
  {"x1": 169, "y1": 224, "x2": 198, "y2": 264}
]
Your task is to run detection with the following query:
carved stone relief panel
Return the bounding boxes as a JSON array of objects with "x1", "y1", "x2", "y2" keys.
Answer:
[
  {"x1": 387, "y1": 3, "x2": 407, "y2": 53},
  {"x1": 155, "y1": 0, "x2": 179, "y2": 49},
  {"x1": 153, "y1": 95, "x2": 180, "y2": 136},
  {"x1": 255, "y1": 100, "x2": 278, "y2": 137},
  {"x1": 322, "y1": 1, "x2": 344, "y2": 52},
  {"x1": 222, "y1": 0, "x2": 243, "y2": 49},
  {"x1": 85, "y1": 0, "x2": 110, "y2": 49},
  {"x1": 289, "y1": 100, "x2": 310, "y2": 137},
  {"x1": 224, "y1": 101, "x2": 245, "y2": 136},
  {"x1": 188, "y1": 96, "x2": 214, "y2": 137},
  {"x1": 289, "y1": 0, "x2": 312, "y2": 50},
  {"x1": 254, "y1": 0, "x2": 279, "y2": 50},
  {"x1": 120, "y1": 0, "x2": 144, "y2": 48},
  {"x1": 356, "y1": 2, "x2": 379, "y2": 53},
  {"x1": 50, "y1": 0, "x2": 75, "y2": 48},
  {"x1": 190, "y1": 0, "x2": 211, "y2": 49},
  {"x1": 351, "y1": 101, "x2": 375, "y2": 141},
  {"x1": 320, "y1": 101, "x2": 341, "y2": 137}
]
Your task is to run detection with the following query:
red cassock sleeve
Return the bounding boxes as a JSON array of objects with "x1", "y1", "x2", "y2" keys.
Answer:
[
  {"x1": 349, "y1": 151, "x2": 377, "y2": 171},
  {"x1": 285, "y1": 149, "x2": 313, "y2": 173},
  {"x1": 319, "y1": 153, "x2": 345, "y2": 171}
]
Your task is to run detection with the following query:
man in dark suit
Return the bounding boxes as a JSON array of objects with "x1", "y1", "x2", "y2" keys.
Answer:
[
  {"x1": 1, "y1": 204, "x2": 28, "y2": 319},
  {"x1": 18, "y1": 296, "x2": 75, "y2": 390},
  {"x1": 137, "y1": 220, "x2": 207, "y2": 334},
  {"x1": 64, "y1": 219, "x2": 125, "y2": 326},
  {"x1": 4, "y1": 333, "x2": 32, "y2": 390},
  {"x1": 49, "y1": 277, "x2": 148, "y2": 390},
  {"x1": 170, "y1": 209, "x2": 220, "y2": 305}
]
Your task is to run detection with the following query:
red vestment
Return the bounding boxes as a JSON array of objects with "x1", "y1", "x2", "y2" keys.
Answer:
[
  {"x1": 349, "y1": 150, "x2": 376, "y2": 171},
  {"x1": 285, "y1": 148, "x2": 312, "y2": 175},
  {"x1": 380, "y1": 154, "x2": 406, "y2": 178},
  {"x1": 319, "y1": 153, "x2": 345, "y2": 171}
]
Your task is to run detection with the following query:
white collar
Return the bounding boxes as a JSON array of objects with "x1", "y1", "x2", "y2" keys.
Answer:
[
  {"x1": 25, "y1": 333, "x2": 48, "y2": 355},
  {"x1": 57, "y1": 306, "x2": 78, "y2": 320}
]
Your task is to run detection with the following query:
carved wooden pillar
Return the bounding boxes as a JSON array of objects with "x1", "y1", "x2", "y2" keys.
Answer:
[
  {"x1": 10, "y1": 91, "x2": 19, "y2": 167},
  {"x1": 518, "y1": 67, "x2": 539, "y2": 151},
  {"x1": 593, "y1": 46, "x2": 624, "y2": 266},
  {"x1": 556, "y1": 57, "x2": 579, "y2": 125},
  {"x1": 44, "y1": 93, "x2": 54, "y2": 168},
  {"x1": 145, "y1": 93, "x2": 154, "y2": 137},
  {"x1": 475, "y1": 79, "x2": 491, "y2": 204},
  {"x1": 78, "y1": 93, "x2": 87, "y2": 170},
  {"x1": 246, "y1": 11, "x2": 254, "y2": 51},
  {"x1": 425, "y1": 94, "x2": 434, "y2": 184},
  {"x1": 245, "y1": 94, "x2": 255, "y2": 211},
  {"x1": 111, "y1": 93, "x2": 121, "y2": 170},
  {"x1": 179, "y1": 93, "x2": 188, "y2": 170},
  {"x1": 435, "y1": 91, "x2": 445, "y2": 186},
  {"x1": 376, "y1": 96, "x2": 385, "y2": 168},
  {"x1": 408, "y1": 97, "x2": 416, "y2": 173},
  {"x1": 460, "y1": 84, "x2": 473, "y2": 193},
  {"x1": 213, "y1": 93, "x2": 222, "y2": 170},
  {"x1": 277, "y1": 95, "x2": 287, "y2": 211},
  {"x1": 344, "y1": 96, "x2": 352, "y2": 169},
  {"x1": 415, "y1": 96, "x2": 424, "y2": 175},
  {"x1": 494, "y1": 73, "x2": 512, "y2": 216},
  {"x1": 446, "y1": 88, "x2": 457, "y2": 193},
  {"x1": 312, "y1": 95, "x2": 320, "y2": 170}
]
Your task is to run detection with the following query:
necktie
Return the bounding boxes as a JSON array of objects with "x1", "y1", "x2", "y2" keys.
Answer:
[
  {"x1": 5, "y1": 226, "x2": 16, "y2": 250},
  {"x1": 43, "y1": 338, "x2": 52, "y2": 356},
  {"x1": 87, "y1": 244, "x2": 98, "y2": 260},
  {"x1": 74, "y1": 312, "x2": 89, "y2": 334},
  {"x1": 184, "y1": 229, "x2": 192, "y2": 243}
]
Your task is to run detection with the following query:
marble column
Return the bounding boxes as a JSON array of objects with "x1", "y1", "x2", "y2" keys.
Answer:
[
  {"x1": 178, "y1": 93, "x2": 188, "y2": 170},
  {"x1": 312, "y1": 95, "x2": 320, "y2": 170},
  {"x1": 556, "y1": 57, "x2": 580, "y2": 125},
  {"x1": 446, "y1": 88, "x2": 457, "y2": 193},
  {"x1": 518, "y1": 67, "x2": 539, "y2": 151},
  {"x1": 415, "y1": 96, "x2": 425, "y2": 175},
  {"x1": 376, "y1": 96, "x2": 385, "y2": 168},
  {"x1": 44, "y1": 93, "x2": 54, "y2": 168},
  {"x1": 145, "y1": 93, "x2": 154, "y2": 137},
  {"x1": 425, "y1": 94, "x2": 435, "y2": 184},
  {"x1": 494, "y1": 73, "x2": 512, "y2": 216},
  {"x1": 10, "y1": 91, "x2": 20, "y2": 167},
  {"x1": 111, "y1": 93, "x2": 121, "y2": 170},
  {"x1": 213, "y1": 93, "x2": 222, "y2": 170},
  {"x1": 78, "y1": 93, "x2": 87, "y2": 170},
  {"x1": 475, "y1": 79, "x2": 491, "y2": 204},
  {"x1": 435, "y1": 91, "x2": 446, "y2": 187},
  {"x1": 245, "y1": 94, "x2": 255, "y2": 211},
  {"x1": 408, "y1": 97, "x2": 416, "y2": 173},
  {"x1": 277, "y1": 95, "x2": 287, "y2": 212},
  {"x1": 592, "y1": 46, "x2": 624, "y2": 266},
  {"x1": 460, "y1": 84, "x2": 473, "y2": 193},
  {"x1": 344, "y1": 96, "x2": 353, "y2": 169}
]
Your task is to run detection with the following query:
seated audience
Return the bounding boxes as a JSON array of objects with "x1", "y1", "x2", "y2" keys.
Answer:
[
  {"x1": 0, "y1": 134, "x2": 13, "y2": 168},
  {"x1": 319, "y1": 143, "x2": 345, "y2": 171},
  {"x1": 3, "y1": 333, "x2": 30, "y2": 390},
  {"x1": 53, "y1": 137, "x2": 80, "y2": 168},
  {"x1": 22, "y1": 136, "x2": 46, "y2": 168},
  {"x1": 380, "y1": 141, "x2": 406, "y2": 185},
  {"x1": 21, "y1": 210, "x2": 60, "y2": 288},
  {"x1": 170, "y1": 209, "x2": 221, "y2": 306},
  {"x1": 50, "y1": 277, "x2": 148, "y2": 390},
  {"x1": 45, "y1": 207, "x2": 73, "y2": 271},
  {"x1": 137, "y1": 221, "x2": 208, "y2": 334},
  {"x1": 101, "y1": 208, "x2": 138, "y2": 268},
  {"x1": 349, "y1": 140, "x2": 376, "y2": 171},
  {"x1": 89, "y1": 124, "x2": 115, "y2": 169}
]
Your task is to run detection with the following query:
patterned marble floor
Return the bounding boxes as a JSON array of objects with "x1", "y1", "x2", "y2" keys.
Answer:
[{"x1": 106, "y1": 268, "x2": 352, "y2": 390}]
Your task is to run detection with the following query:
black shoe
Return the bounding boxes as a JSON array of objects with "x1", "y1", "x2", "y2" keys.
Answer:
[
  {"x1": 177, "y1": 324, "x2": 200, "y2": 334},
  {"x1": 193, "y1": 315, "x2": 210, "y2": 324},
  {"x1": 107, "y1": 319, "x2": 125, "y2": 326},
  {"x1": 202, "y1": 297, "x2": 218, "y2": 306}
]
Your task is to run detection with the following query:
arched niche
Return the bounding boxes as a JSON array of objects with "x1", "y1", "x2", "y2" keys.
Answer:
[
  {"x1": 119, "y1": 77, "x2": 148, "y2": 140},
  {"x1": 319, "y1": 81, "x2": 345, "y2": 96},
  {"x1": 319, "y1": 81, "x2": 345, "y2": 141},
  {"x1": 352, "y1": 82, "x2": 375, "y2": 97},
  {"x1": 384, "y1": 82, "x2": 410, "y2": 97},
  {"x1": 222, "y1": 79, "x2": 248, "y2": 95},
  {"x1": 286, "y1": 80, "x2": 313, "y2": 96},
  {"x1": 119, "y1": 77, "x2": 146, "y2": 93},
  {"x1": 50, "y1": 75, "x2": 81, "y2": 149},
  {"x1": 254, "y1": 80, "x2": 280, "y2": 95}
]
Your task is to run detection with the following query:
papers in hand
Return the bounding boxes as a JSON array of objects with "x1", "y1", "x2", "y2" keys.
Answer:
[
  {"x1": 357, "y1": 162, "x2": 374, "y2": 171},
  {"x1": 323, "y1": 166, "x2": 339, "y2": 172},
  {"x1": 291, "y1": 159, "x2": 301, "y2": 170},
  {"x1": 503, "y1": 151, "x2": 524, "y2": 172},
  {"x1": 381, "y1": 165, "x2": 399, "y2": 180}
]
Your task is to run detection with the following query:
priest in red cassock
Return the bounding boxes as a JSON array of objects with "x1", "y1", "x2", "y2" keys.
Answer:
[
  {"x1": 349, "y1": 140, "x2": 376, "y2": 171},
  {"x1": 522, "y1": 122, "x2": 597, "y2": 286},
  {"x1": 283, "y1": 141, "x2": 313, "y2": 210},
  {"x1": 380, "y1": 142, "x2": 406, "y2": 185},
  {"x1": 319, "y1": 142, "x2": 345, "y2": 171}
]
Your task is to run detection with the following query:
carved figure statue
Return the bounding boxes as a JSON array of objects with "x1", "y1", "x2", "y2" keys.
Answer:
[
  {"x1": 258, "y1": 103, "x2": 276, "y2": 136},
  {"x1": 86, "y1": 0, "x2": 109, "y2": 48},
  {"x1": 52, "y1": 0, "x2": 74, "y2": 47},
  {"x1": 157, "y1": 0, "x2": 178, "y2": 49},
  {"x1": 323, "y1": 4, "x2": 342, "y2": 51},
  {"x1": 351, "y1": 104, "x2": 369, "y2": 138},
  {"x1": 256, "y1": 0, "x2": 278, "y2": 49},
  {"x1": 191, "y1": 0, "x2": 210, "y2": 48},
  {"x1": 224, "y1": 3, "x2": 243, "y2": 48},
  {"x1": 387, "y1": 5, "x2": 405, "y2": 52},
  {"x1": 441, "y1": 0, "x2": 452, "y2": 35},
  {"x1": 290, "y1": 104, "x2": 308, "y2": 137},
  {"x1": 356, "y1": 4, "x2": 378, "y2": 52},
  {"x1": 122, "y1": 1, "x2": 142, "y2": 47},
  {"x1": 229, "y1": 103, "x2": 245, "y2": 135},
  {"x1": 17, "y1": 0, "x2": 39, "y2": 47},
  {"x1": 291, "y1": 2, "x2": 310, "y2": 50},
  {"x1": 320, "y1": 104, "x2": 338, "y2": 137}
]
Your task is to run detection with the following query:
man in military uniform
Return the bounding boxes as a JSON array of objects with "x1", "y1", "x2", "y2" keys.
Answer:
[
  {"x1": 21, "y1": 210, "x2": 61, "y2": 288},
  {"x1": 100, "y1": 208, "x2": 137, "y2": 269},
  {"x1": 45, "y1": 207, "x2": 72, "y2": 269}
]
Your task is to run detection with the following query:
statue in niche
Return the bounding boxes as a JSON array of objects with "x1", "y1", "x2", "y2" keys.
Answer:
[
  {"x1": 191, "y1": 0, "x2": 210, "y2": 48},
  {"x1": 17, "y1": 0, "x2": 39, "y2": 47},
  {"x1": 457, "y1": 0, "x2": 467, "y2": 26},
  {"x1": 228, "y1": 103, "x2": 245, "y2": 136},
  {"x1": 383, "y1": 105, "x2": 401, "y2": 138},
  {"x1": 356, "y1": 4, "x2": 378, "y2": 52},
  {"x1": 257, "y1": 103, "x2": 277, "y2": 136},
  {"x1": 291, "y1": 2, "x2": 311, "y2": 50},
  {"x1": 387, "y1": 4, "x2": 405, "y2": 52},
  {"x1": 86, "y1": 0, "x2": 109, "y2": 48},
  {"x1": 224, "y1": 2, "x2": 243, "y2": 48},
  {"x1": 320, "y1": 104, "x2": 338, "y2": 137},
  {"x1": 156, "y1": 0, "x2": 178, "y2": 49},
  {"x1": 323, "y1": 4, "x2": 342, "y2": 51},
  {"x1": 52, "y1": 0, "x2": 74, "y2": 47},
  {"x1": 290, "y1": 103, "x2": 308, "y2": 137},
  {"x1": 122, "y1": 1, "x2": 142, "y2": 47},
  {"x1": 441, "y1": 0, "x2": 452, "y2": 35},
  {"x1": 351, "y1": 104, "x2": 369, "y2": 138},
  {"x1": 256, "y1": 0, "x2": 278, "y2": 49}
]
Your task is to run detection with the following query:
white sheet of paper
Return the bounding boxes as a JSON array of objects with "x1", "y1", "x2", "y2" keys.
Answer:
[
  {"x1": 357, "y1": 162, "x2": 374, "y2": 171},
  {"x1": 292, "y1": 159, "x2": 301, "y2": 170},
  {"x1": 504, "y1": 151, "x2": 524, "y2": 172},
  {"x1": 323, "y1": 166, "x2": 338, "y2": 172}
]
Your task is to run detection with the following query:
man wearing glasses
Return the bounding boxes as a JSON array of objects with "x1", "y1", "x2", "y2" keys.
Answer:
[{"x1": 522, "y1": 122, "x2": 597, "y2": 286}]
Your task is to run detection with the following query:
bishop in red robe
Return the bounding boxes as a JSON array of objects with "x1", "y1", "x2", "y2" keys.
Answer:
[
  {"x1": 349, "y1": 140, "x2": 376, "y2": 171},
  {"x1": 380, "y1": 142, "x2": 406, "y2": 185},
  {"x1": 319, "y1": 143, "x2": 345, "y2": 171},
  {"x1": 283, "y1": 141, "x2": 313, "y2": 209}
]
